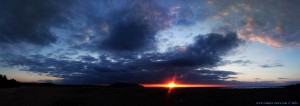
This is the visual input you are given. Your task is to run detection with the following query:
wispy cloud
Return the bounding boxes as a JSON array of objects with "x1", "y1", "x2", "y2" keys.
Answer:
[
  {"x1": 259, "y1": 63, "x2": 284, "y2": 68},
  {"x1": 221, "y1": 60, "x2": 252, "y2": 66}
]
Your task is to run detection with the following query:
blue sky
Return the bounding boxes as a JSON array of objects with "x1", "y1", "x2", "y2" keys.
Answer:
[{"x1": 0, "y1": 0, "x2": 299, "y2": 86}]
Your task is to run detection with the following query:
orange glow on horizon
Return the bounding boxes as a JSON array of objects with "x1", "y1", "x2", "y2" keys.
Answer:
[
  {"x1": 145, "y1": 75, "x2": 234, "y2": 94},
  {"x1": 142, "y1": 83, "x2": 233, "y2": 88},
  {"x1": 143, "y1": 82, "x2": 233, "y2": 94}
]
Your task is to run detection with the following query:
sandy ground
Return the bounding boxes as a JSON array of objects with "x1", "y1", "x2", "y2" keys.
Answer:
[{"x1": 0, "y1": 87, "x2": 299, "y2": 106}]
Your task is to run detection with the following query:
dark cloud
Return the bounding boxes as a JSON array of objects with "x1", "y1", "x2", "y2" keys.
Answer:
[
  {"x1": 221, "y1": 60, "x2": 252, "y2": 66},
  {"x1": 260, "y1": 63, "x2": 284, "y2": 68},
  {"x1": 1, "y1": 54, "x2": 97, "y2": 79},
  {"x1": 0, "y1": 31, "x2": 243, "y2": 84},
  {"x1": 101, "y1": 20, "x2": 156, "y2": 51},
  {"x1": 77, "y1": 32, "x2": 242, "y2": 83},
  {"x1": 0, "y1": 0, "x2": 72, "y2": 45},
  {"x1": 278, "y1": 78, "x2": 288, "y2": 80},
  {"x1": 98, "y1": 1, "x2": 172, "y2": 51},
  {"x1": 152, "y1": 32, "x2": 243, "y2": 67},
  {"x1": 231, "y1": 60, "x2": 252, "y2": 64},
  {"x1": 3, "y1": 52, "x2": 294, "y2": 86}
]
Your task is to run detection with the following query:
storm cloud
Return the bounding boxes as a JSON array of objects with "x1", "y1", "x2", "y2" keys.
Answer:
[
  {"x1": 101, "y1": 20, "x2": 156, "y2": 51},
  {"x1": 0, "y1": 53, "x2": 239, "y2": 84},
  {"x1": 0, "y1": 32, "x2": 243, "y2": 84},
  {"x1": 0, "y1": 0, "x2": 74, "y2": 45},
  {"x1": 151, "y1": 32, "x2": 243, "y2": 68}
]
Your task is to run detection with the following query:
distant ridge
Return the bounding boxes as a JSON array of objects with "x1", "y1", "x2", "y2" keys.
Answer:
[
  {"x1": 109, "y1": 82, "x2": 144, "y2": 88},
  {"x1": 284, "y1": 83, "x2": 300, "y2": 88}
]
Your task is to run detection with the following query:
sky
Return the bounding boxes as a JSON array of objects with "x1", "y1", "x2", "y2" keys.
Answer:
[{"x1": 0, "y1": 0, "x2": 300, "y2": 86}]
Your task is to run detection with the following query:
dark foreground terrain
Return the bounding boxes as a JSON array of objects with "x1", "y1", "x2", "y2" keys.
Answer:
[{"x1": 0, "y1": 86, "x2": 299, "y2": 106}]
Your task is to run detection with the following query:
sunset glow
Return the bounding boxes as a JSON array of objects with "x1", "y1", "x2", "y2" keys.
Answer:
[
  {"x1": 168, "y1": 82, "x2": 176, "y2": 88},
  {"x1": 143, "y1": 82, "x2": 232, "y2": 94},
  {"x1": 142, "y1": 83, "x2": 232, "y2": 88}
]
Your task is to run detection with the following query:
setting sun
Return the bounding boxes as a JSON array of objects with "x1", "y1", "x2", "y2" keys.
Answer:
[
  {"x1": 168, "y1": 82, "x2": 176, "y2": 88},
  {"x1": 167, "y1": 81, "x2": 176, "y2": 94}
]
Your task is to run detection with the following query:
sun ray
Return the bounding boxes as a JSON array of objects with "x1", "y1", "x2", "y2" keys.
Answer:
[{"x1": 167, "y1": 81, "x2": 175, "y2": 94}]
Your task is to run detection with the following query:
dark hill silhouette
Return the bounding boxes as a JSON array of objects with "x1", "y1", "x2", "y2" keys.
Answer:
[
  {"x1": 0, "y1": 74, "x2": 59, "y2": 87},
  {"x1": 20, "y1": 82, "x2": 56, "y2": 87},
  {"x1": 109, "y1": 82, "x2": 144, "y2": 88},
  {"x1": 0, "y1": 74, "x2": 20, "y2": 88},
  {"x1": 284, "y1": 83, "x2": 300, "y2": 88}
]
